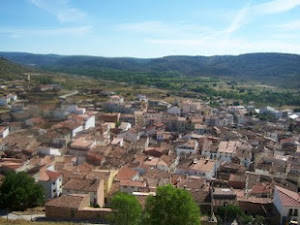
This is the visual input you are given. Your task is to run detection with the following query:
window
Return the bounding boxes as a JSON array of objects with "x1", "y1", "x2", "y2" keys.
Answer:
[
  {"x1": 289, "y1": 209, "x2": 293, "y2": 216},
  {"x1": 294, "y1": 209, "x2": 298, "y2": 217}
]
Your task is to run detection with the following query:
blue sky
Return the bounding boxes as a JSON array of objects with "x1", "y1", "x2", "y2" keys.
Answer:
[{"x1": 1, "y1": 0, "x2": 300, "y2": 57}]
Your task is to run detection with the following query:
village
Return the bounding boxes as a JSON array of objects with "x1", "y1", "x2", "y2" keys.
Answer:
[{"x1": 0, "y1": 77, "x2": 299, "y2": 225}]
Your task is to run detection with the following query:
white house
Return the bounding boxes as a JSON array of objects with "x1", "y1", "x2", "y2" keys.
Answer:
[
  {"x1": 0, "y1": 126, "x2": 9, "y2": 139},
  {"x1": 84, "y1": 114, "x2": 95, "y2": 129},
  {"x1": 217, "y1": 141, "x2": 238, "y2": 163},
  {"x1": 37, "y1": 146, "x2": 61, "y2": 156},
  {"x1": 175, "y1": 159, "x2": 217, "y2": 180},
  {"x1": 176, "y1": 139, "x2": 199, "y2": 156},
  {"x1": 273, "y1": 185, "x2": 300, "y2": 225},
  {"x1": 38, "y1": 167, "x2": 63, "y2": 199},
  {"x1": 0, "y1": 97, "x2": 10, "y2": 106}
]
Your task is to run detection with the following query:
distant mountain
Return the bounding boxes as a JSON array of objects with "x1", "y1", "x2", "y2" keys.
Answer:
[
  {"x1": 0, "y1": 57, "x2": 35, "y2": 80},
  {"x1": 1, "y1": 52, "x2": 299, "y2": 88}
]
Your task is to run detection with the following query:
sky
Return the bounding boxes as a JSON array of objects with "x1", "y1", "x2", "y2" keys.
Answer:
[{"x1": 1, "y1": 0, "x2": 300, "y2": 57}]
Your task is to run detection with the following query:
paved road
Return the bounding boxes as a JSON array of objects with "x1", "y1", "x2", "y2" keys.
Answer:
[
  {"x1": 59, "y1": 91, "x2": 79, "y2": 99},
  {"x1": 1, "y1": 213, "x2": 45, "y2": 221},
  {"x1": 1, "y1": 213, "x2": 109, "y2": 224}
]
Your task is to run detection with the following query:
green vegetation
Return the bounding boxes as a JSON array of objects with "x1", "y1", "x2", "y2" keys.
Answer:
[
  {"x1": 143, "y1": 185, "x2": 201, "y2": 225},
  {"x1": 1, "y1": 53, "x2": 299, "y2": 106},
  {"x1": 108, "y1": 192, "x2": 142, "y2": 225},
  {"x1": 216, "y1": 205, "x2": 266, "y2": 225},
  {"x1": 0, "y1": 172, "x2": 45, "y2": 211},
  {"x1": 1, "y1": 52, "x2": 300, "y2": 89},
  {"x1": 0, "y1": 57, "x2": 33, "y2": 80}
]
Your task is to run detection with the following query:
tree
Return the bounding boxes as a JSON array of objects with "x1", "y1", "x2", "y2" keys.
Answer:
[
  {"x1": 143, "y1": 185, "x2": 201, "y2": 225},
  {"x1": 217, "y1": 204, "x2": 243, "y2": 222},
  {"x1": 108, "y1": 192, "x2": 142, "y2": 225},
  {"x1": 0, "y1": 171, "x2": 44, "y2": 211}
]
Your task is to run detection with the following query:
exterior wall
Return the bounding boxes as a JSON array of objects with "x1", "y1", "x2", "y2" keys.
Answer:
[
  {"x1": 97, "y1": 180, "x2": 105, "y2": 207},
  {"x1": 106, "y1": 169, "x2": 118, "y2": 193},
  {"x1": 63, "y1": 184, "x2": 104, "y2": 207},
  {"x1": 85, "y1": 116, "x2": 95, "y2": 129},
  {"x1": 38, "y1": 147, "x2": 61, "y2": 156},
  {"x1": 273, "y1": 188, "x2": 300, "y2": 225},
  {"x1": 52, "y1": 176, "x2": 63, "y2": 198},
  {"x1": 218, "y1": 152, "x2": 235, "y2": 163},
  {"x1": 176, "y1": 147, "x2": 195, "y2": 155},
  {"x1": 176, "y1": 141, "x2": 198, "y2": 156},
  {"x1": 46, "y1": 206, "x2": 111, "y2": 221},
  {"x1": 72, "y1": 125, "x2": 84, "y2": 138},
  {"x1": 0, "y1": 127, "x2": 9, "y2": 139},
  {"x1": 120, "y1": 185, "x2": 137, "y2": 193},
  {"x1": 40, "y1": 176, "x2": 63, "y2": 199},
  {"x1": 63, "y1": 189, "x2": 98, "y2": 206},
  {"x1": 175, "y1": 168, "x2": 215, "y2": 179}
]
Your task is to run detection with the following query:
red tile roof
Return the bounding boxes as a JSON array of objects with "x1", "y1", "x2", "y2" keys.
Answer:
[
  {"x1": 45, "y1": 194, "x2": 89, "y2": 209},
  {"x1": 275, "y1": 185, "x2": 300, "y2": 207},
  {"x1": 117, "y1": 167, "x2": 138, "y2": 181},
  {"x1": 39, "y1": 167, "x2": 61, "y2": 182}
]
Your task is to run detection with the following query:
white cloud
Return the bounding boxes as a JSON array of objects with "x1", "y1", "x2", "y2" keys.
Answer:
[
  {"x1": 223, "y1": 3, "x2": 250, "y2": 35},
  {"x1": 275, "y1": 20, "x2": 300, "y2": 30},
  {"x1": 117, "y1": 21, "x2": 214, "y2": 37},
  {"x1": 145, "y1": 37, "x2": 300, "y2": 56},
  {"x1": 0, "y1": 26, "x2": 92, "y2": 38},
  {"x1": 29, "y1": 0, "x2": 85, "y2": 23},
  {"x1": 254, "y1": 0, "x2": 300, "y2": 14}
]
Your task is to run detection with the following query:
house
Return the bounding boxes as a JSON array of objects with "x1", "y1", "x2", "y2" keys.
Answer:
[
  {"x1": 45, "y1": 194, "x2": 111, "y2": 220},
  {"x1": 213, "y1": 188, "x2": 238, "y2": 208},
  {"x1": 175, "y1": 159, "x2": 217, "y2": 180},
  {"x1": 176, "y1": 139, "x2": 199, "y2": 156},
  {"x1": 69, "y1": 138, "x2": 96, "y2": 164},
  {"x1": 87, "y1": 169, "x2": 118, "y2": 196},
  {"x1": 273, "y1": 185, "x2": 300, "y2": 225},
  {"x1": 118, "y1": 122, "x2": 132, "y2": 131},
  {"x1": 124, "y1": 127, "x2": 144, "y2": 142},
  {"x1": 143, "y1": 156, "x2": 170, "y2": 172},
  {"x1": 37, "y1": 146, "x2": 61, "y2": 156},
  {"x1": 0, "y1": 96, "x2": 10, "y2": 106},
  {"x1": 63, "y1": 178, "x2": 105, "y2": 207},
  {"x1": 51, "y1": 120, "x2": 84, "y2": 138},
  {"x1": 228, "y1": 174, "x2": 246, "y2": 189},
  {"x1": 201, "y1": 139, "x2": 217, "y2": 159},
  {"x1": 70, "y1": 112, "x2": 96, "y2": 130},
  {"x1": 38, "y1": 167, "x2": 63, "y2": 199},
  {"x1": 117, "y1": 167, "x2": 139, "y2": 181},
  {"x1": 0, "y1": 126, "x2": 9, "y2": 139},
  {"x1": 250, "y1": 183, "x2": 272, "y2": 198},
  {"x1": 217, "y1": 141, "x2": 238, "y2": 163},
  {"x1": 120, "y1": 179, "x2": 148, "y2": 193}
]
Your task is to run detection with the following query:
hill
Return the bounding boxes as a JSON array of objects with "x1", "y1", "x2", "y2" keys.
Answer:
[
  {"x1": 0, "y1": 57, "x2": 35, "y2": 80},
  {"x1": 0, "y1": 52, "x2": 300, "y2": 88}
]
